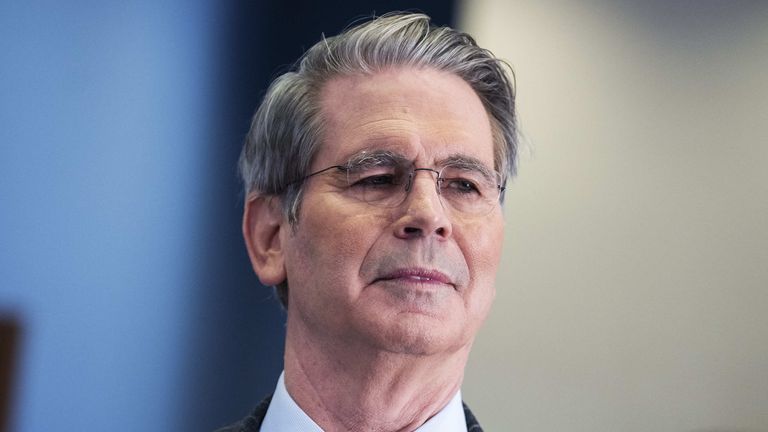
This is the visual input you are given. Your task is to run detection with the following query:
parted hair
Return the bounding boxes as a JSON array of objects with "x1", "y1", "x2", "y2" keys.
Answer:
[{"x1": 239, "y1": 12, "x2": 518, "y2": 307}]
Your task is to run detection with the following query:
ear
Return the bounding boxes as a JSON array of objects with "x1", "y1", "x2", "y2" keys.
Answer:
[{"x1": 243, "y1": 193, "x2": 287, "y2": 286}]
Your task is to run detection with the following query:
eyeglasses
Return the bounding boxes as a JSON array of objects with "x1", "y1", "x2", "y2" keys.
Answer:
[{"x1": 293, "y1": 152, "x2": 505, "y2": 217}]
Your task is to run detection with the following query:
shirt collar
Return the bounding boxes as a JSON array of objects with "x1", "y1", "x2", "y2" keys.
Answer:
[
  {"x1": 260, "y1": 371, "x2": 467, "y2": 432},
  {"x1": 261, "y1": 372, "x2": 323, "y2": 432}
]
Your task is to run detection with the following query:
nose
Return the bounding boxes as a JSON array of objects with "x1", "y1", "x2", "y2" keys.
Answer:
[{"x1": 393, "y1": 169, "x2": 453, "y2": 240}]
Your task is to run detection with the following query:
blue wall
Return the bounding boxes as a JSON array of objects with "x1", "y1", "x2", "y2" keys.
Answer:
[
  {"x1": 0, "y1": 2, "x2": 453, "y2": 431},
  {"x1": 0, "y1": 2, "x2": 285, "y2": 430}
]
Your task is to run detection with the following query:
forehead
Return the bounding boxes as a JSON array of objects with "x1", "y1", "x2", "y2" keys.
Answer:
[{"x1": 316, "y1": 67, "x2": 495, "y2": 169}]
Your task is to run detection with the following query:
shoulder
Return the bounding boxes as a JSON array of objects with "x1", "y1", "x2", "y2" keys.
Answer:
[
  {"x1": 463, "y1": 401, "x2": 484, "y2": 432},
  {"x1": 214, "y1": 395, "x2": 273, "y2": 432}
]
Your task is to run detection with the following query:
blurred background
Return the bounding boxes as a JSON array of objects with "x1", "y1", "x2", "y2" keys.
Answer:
[{"x1": 1, "y1": 1, "x2": 766, "y2": 431}]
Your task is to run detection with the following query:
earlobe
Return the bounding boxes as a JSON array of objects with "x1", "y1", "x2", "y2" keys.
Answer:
[{"x1": 243, "y1": 193, "x2": 287, "y2": 286}]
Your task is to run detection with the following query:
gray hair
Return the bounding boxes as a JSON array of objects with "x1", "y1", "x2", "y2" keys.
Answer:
[{"x1": 239, "y1": 12, "x2": 518, "y2": 307}]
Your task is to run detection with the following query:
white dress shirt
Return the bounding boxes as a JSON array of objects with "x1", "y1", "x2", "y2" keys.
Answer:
[{"x1": 261, "y1": 372, "x2": 468, "y2": 432}]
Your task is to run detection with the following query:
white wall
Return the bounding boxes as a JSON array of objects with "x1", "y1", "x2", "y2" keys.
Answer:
[{"x1": 459, "y1": 1, "x2": 768, "y2": 430}]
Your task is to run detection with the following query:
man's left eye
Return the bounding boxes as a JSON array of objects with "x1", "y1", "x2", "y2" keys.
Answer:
[
  {"x1": 443, "y1": 178, "x2": 481, "y2": 194},
  {"x1": 354, "y1": 174, "x2": 397, "y2": 188}
]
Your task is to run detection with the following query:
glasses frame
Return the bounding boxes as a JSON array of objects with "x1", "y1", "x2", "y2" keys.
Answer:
[{"x1": 290, "y1": 161, "x2": 506, "y2": 216}]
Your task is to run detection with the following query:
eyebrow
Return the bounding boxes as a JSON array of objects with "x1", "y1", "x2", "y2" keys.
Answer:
[
  {"x1": 438, "y1": 154, "x2": 497, "y2": 182},
  {"x1": 343, "y1": 149, "x2": 497, "y2": 180},
  {"x1": 344, "y1": 149, "x2": 410, "y2": 170}
]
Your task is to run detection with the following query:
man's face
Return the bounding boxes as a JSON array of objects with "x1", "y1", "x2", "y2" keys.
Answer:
[{"x1": 281, "y1": 67, "x2": 504, "y2": 356}]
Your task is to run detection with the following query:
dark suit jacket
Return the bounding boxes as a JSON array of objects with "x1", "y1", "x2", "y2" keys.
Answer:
[{"x1": 216, "y1": 394, "x2": 483, "y2": 431}]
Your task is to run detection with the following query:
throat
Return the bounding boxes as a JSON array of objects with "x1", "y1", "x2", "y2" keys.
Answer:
[{"x1": 282, "y1": 334, "x2": 469, "y2": 432}]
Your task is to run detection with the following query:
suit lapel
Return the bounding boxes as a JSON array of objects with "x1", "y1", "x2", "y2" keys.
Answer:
[
  {"x1": 462, "y1": 401, "x2": 484, "y2": 431},
  {"x1": 214, "y1": 394, "x2": 271, "y2": 432}
]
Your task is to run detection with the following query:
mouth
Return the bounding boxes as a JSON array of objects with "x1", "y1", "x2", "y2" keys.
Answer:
[{"x1": 374, "y1": 268, "x2": 453, "y2": 286}]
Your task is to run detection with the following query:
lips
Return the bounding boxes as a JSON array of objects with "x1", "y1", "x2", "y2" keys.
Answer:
[{"x1": 374, "y1": 268, "x2": 453, "y2": 285}]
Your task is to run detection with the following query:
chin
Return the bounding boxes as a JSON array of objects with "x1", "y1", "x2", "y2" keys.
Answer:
[{"x1": 371, "y1": 314, "x2": 471, "y2": 357}]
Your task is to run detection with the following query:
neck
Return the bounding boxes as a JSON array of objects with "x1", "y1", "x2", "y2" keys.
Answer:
[{"x1": 282, "y1": 318, "x2": 471, "y2": 432}]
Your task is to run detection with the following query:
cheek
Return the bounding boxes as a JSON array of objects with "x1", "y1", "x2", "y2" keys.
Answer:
[
  {"x1": 461, "y1": 217, "x2": 504, "y2": 309},
  {"x1": 462, "y1": 215, "x2": 504, "y2": 274},
  {"x1": 288, "y1": 206, "x2": 386, "y2": 293},
  {"x1": 285, "y1": 209, "x2": 391, "y2": 330}
]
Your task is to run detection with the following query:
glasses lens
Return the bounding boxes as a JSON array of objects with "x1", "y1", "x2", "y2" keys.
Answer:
[
  {"x1": 438, "y1": 165, "x2": 502, "y2": 215},
  {"x1": 342, "y1": 159, "x2": 502, "y2": 216},
  {"x1": 344, "y1": 162, "x2": 409, "y2": 207}
]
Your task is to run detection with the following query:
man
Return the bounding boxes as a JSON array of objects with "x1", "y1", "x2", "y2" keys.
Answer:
[{"x1": 220, "y1": 12, "x2": 517, "y2": 432}]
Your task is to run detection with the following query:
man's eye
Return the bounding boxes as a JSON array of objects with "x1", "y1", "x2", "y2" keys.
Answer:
[
  {"x1": 443, "y1": 178, "x2": 481, "y2": 195},
  {"x1": 352, "y1": 174, "x2": 398, "y2": 188}
]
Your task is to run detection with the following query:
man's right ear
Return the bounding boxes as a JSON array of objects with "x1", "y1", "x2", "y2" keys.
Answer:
[{"x1": 243, "y1": 193, "x2": 287, "y2": 286}]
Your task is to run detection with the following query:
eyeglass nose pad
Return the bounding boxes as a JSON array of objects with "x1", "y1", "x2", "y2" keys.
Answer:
[{"x1": 404, "y1": 171, "x2": 415, "y2": 193}]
